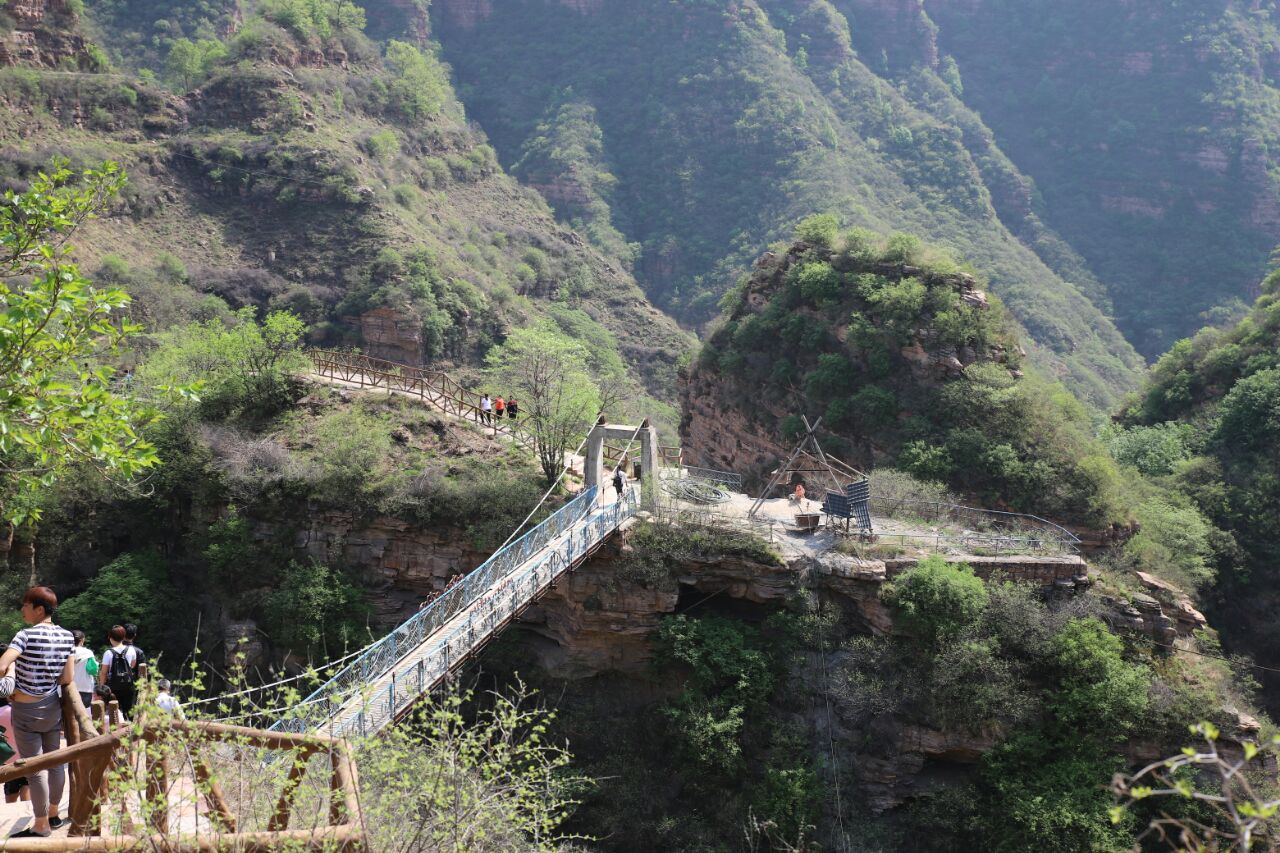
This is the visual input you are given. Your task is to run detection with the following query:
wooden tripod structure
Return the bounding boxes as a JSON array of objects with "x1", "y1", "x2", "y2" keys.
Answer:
[{"x1": 748, "y1": 415, "x2": 863, "y2": 519}]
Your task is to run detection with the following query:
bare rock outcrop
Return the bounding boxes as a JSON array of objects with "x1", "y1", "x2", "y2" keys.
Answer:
[
  {"x1": 0, "y1": 0, "x2": 95, "y2": 69},
  {"x1": 517, "y1": 538, "x2": 679, "y2": 678},
  {"x1": 853, "y1": 716, "x2": 999, "y2": 812},
  {"x1": 288, "y1": 510, "x2": 487, "y2": 625},
  {"x1": 358, "y1": 305, "x2": 425, "y2": 366}
]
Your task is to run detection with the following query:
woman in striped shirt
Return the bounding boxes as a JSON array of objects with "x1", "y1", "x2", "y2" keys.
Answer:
[{"x1": 0, "y1": 587, "x2": 75, "y2": 838}]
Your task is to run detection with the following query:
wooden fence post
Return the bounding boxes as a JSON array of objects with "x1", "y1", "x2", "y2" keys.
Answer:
[{"x1": 268, "y1": 748, "x2": 311, "y2": 832}]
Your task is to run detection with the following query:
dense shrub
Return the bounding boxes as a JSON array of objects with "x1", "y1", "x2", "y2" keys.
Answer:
[
  {"x1": 1050, "y1": 618, "x2": 1150, "y2": 735},
  {"x1": 139, "y1": 308, "x2": 308, "y2": 421},
  {"x1": 59, "y1": 550, "x2": 178, "y2": 648},
  {"x1": 793, "y1": 213, "x2": 839, "y2": 248},
  {"x1": 262, "y1": 559, "x2": 368, "y2": 653},
  {"x1": 883, "y1": 555, "x2": 987, "y2": 646},
  {"x1": 385, "y1": 40, "x2": 450, "y2": 121}
]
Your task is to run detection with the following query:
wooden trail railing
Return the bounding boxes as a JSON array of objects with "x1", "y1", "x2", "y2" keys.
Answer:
[
  {"x1": 0, "y1": 691, "x2": 364, "y2": 851},
  {"x1": 307, "y1": 349, "x2": 536, "y2": 451}
]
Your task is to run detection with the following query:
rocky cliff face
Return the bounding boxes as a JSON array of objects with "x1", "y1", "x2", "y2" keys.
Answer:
[
  {"x1": 357, "y1": 305, "x2": 425, "y2": 365},
  {"x1": 286, "y1": 509, "x2": 488, "y2": 626},
  {"x1": 0, "y1": 0, "x2": 95, "y2": 69}
]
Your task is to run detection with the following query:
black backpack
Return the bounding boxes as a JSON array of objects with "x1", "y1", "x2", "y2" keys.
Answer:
[{"x1": 107, "y1": 648, "x2": 134, "y2": 692}]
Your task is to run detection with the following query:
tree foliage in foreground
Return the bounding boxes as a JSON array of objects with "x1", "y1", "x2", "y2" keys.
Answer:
[{"x1": 0, "y1": 159, "x2": 157, "y2": 524}]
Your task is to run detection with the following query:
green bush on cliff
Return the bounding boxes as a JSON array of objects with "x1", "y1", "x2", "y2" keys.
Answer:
[
  {"x1": 884, "y1": 555, "x2": 987, "y2": 646},
  {"x1": 58, "y1": 550, "x2": 178, "y2": 649},
  {"x1": 139, "y1": 308, "x2": 308, "y2": 422},
  {"x1": 258, "y1": 0, "x2": 365, "y2": 39},
  {"x1": 385, "y1": 40, "x2": 449, "y2": 121},
  {"x1": 262, "y1": 558, "x2": 368, "y2": 652}
]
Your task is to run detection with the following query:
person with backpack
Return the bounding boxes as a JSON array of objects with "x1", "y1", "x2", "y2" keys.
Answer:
[
  {"x1": 99, "y1": 625, "x2": 140, "y2": 719},
  {"x1": 123, "y1": 623, "x2": 148, "y2": 682},
  {"x1": 612, "y1": 465, "x2": 627, "y2": 502},
  {"x1": 70, "y1": 630, "x2": 98, "y2": 710},
  {"x1": 0, "y1": 587, "x2": 75, "y2": 838},
  {"x1": 506, "y1": 398, "x2": 519, "y2": 420}
]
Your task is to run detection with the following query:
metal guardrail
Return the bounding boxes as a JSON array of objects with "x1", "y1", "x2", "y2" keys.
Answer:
[
  {"x1": 869, "y1": 497, "x2": 1081, "y2": 553},
  {"x1": 675, "y1": 465, "x2": 744, "y2": 491},
  {"x1": 272, "y1": 484, "x2": 639, "y2": 736},
  {"x1": 869, "y1": 530, "x2": 1071, "y2": 556}
]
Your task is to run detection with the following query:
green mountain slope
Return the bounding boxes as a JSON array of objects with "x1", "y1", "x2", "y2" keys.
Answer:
[
  {"x1": 921, "y1": 0, "x2": 1280, "y2": 356},
  {"x1": 428, "y1": 0, "x2": 1146, "y2": 407},
  {"x1": 1116, "y1": 270, "x2": 1280, "y2": 707},
  {"x1": 1, "y1": 0, "x2": 691, "y2": 413}
]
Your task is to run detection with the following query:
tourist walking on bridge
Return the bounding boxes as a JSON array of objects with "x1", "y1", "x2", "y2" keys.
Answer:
[
  {"x1": 0, "y1": 587, "x2": 75, "y2": 838},
  {"x1": 494, "y1": 396, "x2": 505, "y2": 421},
  {"x1": 507, "y1": 398, "x2": 519, "y2": 419},
  {"x1": 123, "y1": 623, "x2": 148, "y2": 682},
  {"x1": 613, "y1": 465, "x2": 626, "y2": 502},
  {"x1": 480, "y1": 394, "x2": 493, "y2": 425}
]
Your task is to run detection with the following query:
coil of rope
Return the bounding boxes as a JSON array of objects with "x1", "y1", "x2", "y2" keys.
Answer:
[{"x1": 661, "y1": 478, "x2": 731, "y2": 505}]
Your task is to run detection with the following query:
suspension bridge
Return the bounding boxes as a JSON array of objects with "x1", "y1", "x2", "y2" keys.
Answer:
[
  {"x1": 272, "y1": 349, "x2": 1079, "y2": 737},
  {"x1": 271, "y1": 350, "x2": 664, "y2": 736}
]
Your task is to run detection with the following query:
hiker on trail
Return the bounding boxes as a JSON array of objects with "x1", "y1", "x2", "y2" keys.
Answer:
[
  {"x1": 0, "y1": 587, "x2": 75, "y2": 838},
  {"x1": 100, "y1": 625, "x2": 141, "y2": 719},
  {"x1": 155, "y1": 680, "x2": 183, "y2": 718},
  {"x1": 507, "y1": 398, "x2": 518, "y2": 419},
  {"x1": 494, "y1": 396, "x2": 505, "y2": 420},
  {"x1": 613, "y1": 465, "x2": 626, "y2": 501},
  {"x1": 480, "y1": 394, "x2": 493, "y2": 425},
  {"x1": 71, "y1": 630, "x2": 98, "y2": 710},
  {"x1": 123, "y1": 623, "x2": 148, "y2": 682}
]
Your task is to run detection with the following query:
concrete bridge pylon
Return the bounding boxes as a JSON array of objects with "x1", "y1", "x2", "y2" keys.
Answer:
[{"x1": 584, "y1": 417, "x2": 660, "y2": 508}]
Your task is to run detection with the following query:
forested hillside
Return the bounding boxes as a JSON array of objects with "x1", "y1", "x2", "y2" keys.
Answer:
[
  {"x1": 5, "y1": 0, "x2": 691, "y2": 417},
  {"x1": 681, "y1": 222, "x2": 1126, "y2": 529},
  {"x1": 430, "y1": 0, "x2": 1145, "y2": 408},
  {"x1": 1114, "y1": 269, "x2": 1280, "y2": 707},
  {"x1": 925, "y1": 0, "x2": 1280, "y2": 356}
]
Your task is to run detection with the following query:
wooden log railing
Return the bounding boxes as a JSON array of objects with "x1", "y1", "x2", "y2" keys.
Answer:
[
  {"x1": 306, "y1": 349, "x2": 536, "y2": 451},
  {"x1": 0, "y1": 691, "x2": 365, "y2": 851}
]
